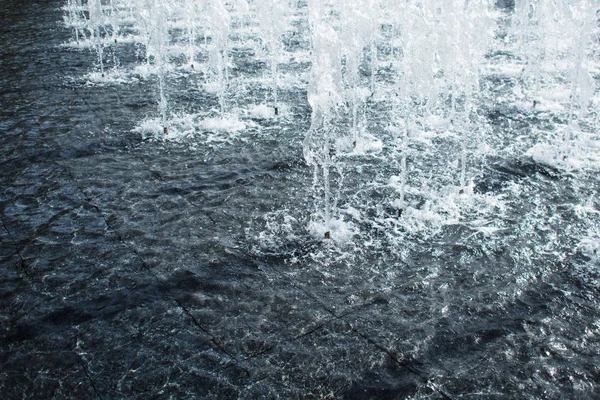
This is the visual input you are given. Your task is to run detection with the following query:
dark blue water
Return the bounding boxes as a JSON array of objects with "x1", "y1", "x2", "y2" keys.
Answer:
[{"x1": 1, "y1": 1, "x2": 600, "y2": 399}]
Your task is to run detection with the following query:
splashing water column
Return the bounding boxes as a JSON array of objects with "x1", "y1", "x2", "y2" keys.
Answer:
[
  {"x1": 155, "y1": 0, "x2": 170, "y2": 133},
  {"x1": 304, "y1": 4, "x2": 345, "y2": 238},
  {"x1": 399, "y1": 118, "x2": 409, "y2": 209},
  {"x1": 256, "y1": 0, "x2": 289, "y2": 115},
  {"x1": 339, "y1": 0, "x2": 373, "y2": 146},
  {"x1": 87, "y1": 0, "x2": 105, "y2": 77},
  {"x1": 564, "y1": 5, "x2": 595, "y2": 154},
  {"x1": 183, "y1": 0, "x2": 201, "y2": 68},
  {"x1": 204, "y1": 0, "x2": 231, "y2": 119},
  {"x1": 64, "y1": 0, "x2": 86, "y2": 44},
  {"x1": 62, "y1": 0, "x2": 600, "y2": 239}
]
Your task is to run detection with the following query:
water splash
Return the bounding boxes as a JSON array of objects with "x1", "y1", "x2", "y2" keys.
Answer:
[{"x1": 63, "y1": 0, "x2": 600, "y2": 255}]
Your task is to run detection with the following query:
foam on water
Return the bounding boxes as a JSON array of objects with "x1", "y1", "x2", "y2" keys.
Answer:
[
  {"x1": 133, "y1": 112, "x2": 250, "y2": 143},
  {"x1": 85, "y1": 69, "x2": 130, "y2": 85},
  {"x1": 199, "y1": 115, "x2": 247, "y2": 134},
  {"x1": 243, "y1": 103, "x2": 290, "y2": 119},
  {"x1": 308, "y1": 216, "x2": 358, "y2": 244}
]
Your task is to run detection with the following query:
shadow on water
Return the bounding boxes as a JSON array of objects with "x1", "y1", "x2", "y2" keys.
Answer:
[
  {"x1": 3, "y1": 281, "x2": 168, "y2": 345},
  {"x1": 474, "y1": 156, "x2": 561, "y2": 194}
]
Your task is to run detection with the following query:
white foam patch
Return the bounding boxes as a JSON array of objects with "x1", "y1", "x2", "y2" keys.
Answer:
[
  {"x1": 199, "y1": 116, "x2": 246, "y2": 133},
  {"x1": 532, "y1": 100, "x2": 566, "y2": 113},
  {"x1": 256, "y1": 210, "x2": 301, "y2": 252},
  {"x1": 334, "y1": 133, "x2": 383, "y2": 157},
  {"x1": 468, "y1": 220, "x2": 504, "y2": 237},
  {"x1": 526, "y1": 137, "x2": 600, "y2": 171},
  {"x1": 133, "y1": 112, "x2": 252, "y2": 143},
  {"x1": 378, "y1": 181, "x2": 509, "y2": 241},
  {"x1": 350, "y1": 133, "x2": 383, "y2": 155},
  {"x1": 243, "y1": 104, "x2": 281, "y2": 119},
  {"x1": 85, "y1": 70, "x2": 130, "y2": 85},
  {"x1": 343, "y1": 206, "x2": 363, "y2": 221},
  {"x1": 133, "y1": 118, "x2": 165, "y2": 140},
  {"x1": 424, "y1": 115, "x2": 451, "y2": 131},
  {"x1": 131, "y1": 64, "x2": 174, "y2": 79},
  {"x1": 132, "y1": 114, "x2": 197, "y2": 142},
  {"x1": 396, "y1": 204, "x2": 451, "y2": 235},
  {"x1": 202, "y1": 81, "x2": 223, "y2": 93},
  {"x1": 308, "y1": 216, "x2": 357, "y2": 245}
]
